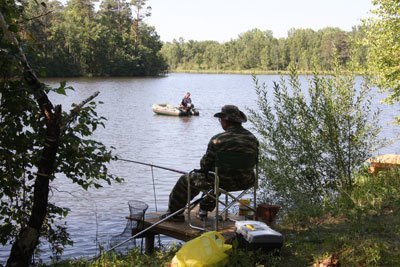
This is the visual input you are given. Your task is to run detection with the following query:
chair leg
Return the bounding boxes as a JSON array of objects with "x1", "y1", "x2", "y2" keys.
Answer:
[
  {"x1": 214, "y1": 170, "x2": 219, "y2": 230},
  {"x1": 187, "y1": 172, "x2": 192, "y2": 225},
  {"x1": 224, "y1": 194, "x2": 228, "y2": 221}
]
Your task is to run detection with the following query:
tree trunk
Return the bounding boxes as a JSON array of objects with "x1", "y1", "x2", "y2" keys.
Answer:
[
  {"x1": 0, "y1": 11, "x2": 63, "y2": 266},
  {"x1": 6, "y1": 99, "x2": 61, "y2": 267},
  {"x1": 6, "y1": 59, "x2": 62, "y2": 267}
]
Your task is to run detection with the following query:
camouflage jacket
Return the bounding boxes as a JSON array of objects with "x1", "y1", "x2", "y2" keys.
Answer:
[{"x1": 200, "y1": 124, "x2": 259, "y2": 191}]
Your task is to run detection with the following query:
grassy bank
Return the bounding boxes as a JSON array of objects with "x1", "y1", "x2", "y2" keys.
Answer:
[
  {"x1": 274, "y1": 168, "x2": 400, "y2": 267},
  {"x1": 171, "y1": 68, "x2": 293, "y2": 75},
  {"x1": 47, "y1": 169, "x2": 399, "y2": 266},
  {"x1": 169, "y1": 68, "x2": 362, "y2": 76}
]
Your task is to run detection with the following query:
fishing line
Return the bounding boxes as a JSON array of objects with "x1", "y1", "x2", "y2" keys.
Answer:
[
  {"x1": 118, "y1": 158, "x2": 187, "y2": 174},
  {"x1": 150, "y1": 165, "x2": 162, "y2": 247},
  {"x1": 150, "y1": 165, "x2": 157, "y2": 211}
]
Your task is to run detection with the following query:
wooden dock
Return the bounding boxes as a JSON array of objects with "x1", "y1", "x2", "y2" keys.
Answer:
[
  {"x1": 367, "y1": 154, "x2": 400, "y2": 175},
  {"x1": 133, "y1": 208, "x2": 240, "y2": 254}
]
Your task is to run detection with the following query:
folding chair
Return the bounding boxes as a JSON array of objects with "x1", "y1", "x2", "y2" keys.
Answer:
[{"x1": 187, "y1": 151, "x2": 258, "y2": 231}]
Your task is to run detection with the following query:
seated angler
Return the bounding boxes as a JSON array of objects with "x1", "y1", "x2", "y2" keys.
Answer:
[
  {"x1": 161, "y1": 105, "x2": 259, "y2": 222},
  {"x1": 179, "y1": 92, "x2": 193, "y2": 113}
]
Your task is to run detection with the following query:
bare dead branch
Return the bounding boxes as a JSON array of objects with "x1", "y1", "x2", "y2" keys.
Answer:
[
  {"x1": 62, "y1": 91, "x2": 100, "y2": 132},
  {"x1": 71, "y1": 91, "x2": 100, "y2": 114}
]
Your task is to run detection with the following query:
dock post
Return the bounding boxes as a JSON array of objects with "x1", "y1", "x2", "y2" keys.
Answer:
[{"x1": 144, "y1": 233, "x2": 155, "y2": 254}]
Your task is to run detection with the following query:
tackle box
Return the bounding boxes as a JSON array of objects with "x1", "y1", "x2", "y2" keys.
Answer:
[{"x1": 235, "y1": 220, "x2": 283, "y2": 251}]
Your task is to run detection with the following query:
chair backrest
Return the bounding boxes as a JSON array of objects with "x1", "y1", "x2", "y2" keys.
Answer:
[
  {"x1": 215, "y1": 151, "x2": 258, "y2": 170},
  {"x1": 212, "y1": 151, "x2": 259, "y2": 230}
]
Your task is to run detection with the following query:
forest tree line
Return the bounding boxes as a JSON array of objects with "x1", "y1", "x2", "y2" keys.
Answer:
[
  {"x1": 22, "y1": 0, "x2": 168, "y2": 77},
  {"x1": 161, "y1": 27, "x2": 367, "y2": 72},
  {"x1": 21, "y1": 0, "x2": 369, "y2": 77}
]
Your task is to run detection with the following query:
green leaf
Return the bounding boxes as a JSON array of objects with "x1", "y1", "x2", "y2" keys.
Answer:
[
  {"x1": 56, "y1": 87, "x2": 67, "y2": 95},
  {"x1": 8, "y1": 24, "x2": 18, "y2": 33}
]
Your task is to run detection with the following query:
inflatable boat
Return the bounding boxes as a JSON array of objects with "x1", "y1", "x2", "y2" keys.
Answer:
[{"x1": 152, "y1": 103, "x2": 199, "y2": 116}]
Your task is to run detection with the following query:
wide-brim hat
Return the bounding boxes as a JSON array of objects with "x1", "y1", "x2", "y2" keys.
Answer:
[{"x1": 214, "y1": 105, "x2": 247, "y2": 123}]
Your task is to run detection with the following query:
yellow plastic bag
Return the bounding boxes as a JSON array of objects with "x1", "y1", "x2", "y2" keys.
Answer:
[{"x1": 170, "y1": 231, "x2": 232, "y2": 267}]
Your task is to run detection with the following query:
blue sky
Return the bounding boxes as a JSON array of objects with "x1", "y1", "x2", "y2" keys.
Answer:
[{"x1": 146, "y1": 0, "x2": 374, "y2": 43}]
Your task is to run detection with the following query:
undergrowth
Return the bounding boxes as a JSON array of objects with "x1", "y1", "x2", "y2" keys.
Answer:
[{"x1": 274, "y1": 168, "x2": 400, "y2": 266}]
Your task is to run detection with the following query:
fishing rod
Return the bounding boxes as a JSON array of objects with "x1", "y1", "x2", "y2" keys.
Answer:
[
  {"x1": 91, "y1": 196, "x2": 205, "y2": 261},
  {"x1": 118, "y1": 158, "x2": 187, "y2": 174}
]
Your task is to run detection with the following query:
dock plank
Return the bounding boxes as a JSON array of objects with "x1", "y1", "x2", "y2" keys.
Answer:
[{"x1": 130, "y1": 209, "x2": 240, "y2": 253}]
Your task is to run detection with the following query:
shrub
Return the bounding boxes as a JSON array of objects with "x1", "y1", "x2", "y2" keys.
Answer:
[{"x1": 249, "y1": 64, "x2": 384, "y2": 219}]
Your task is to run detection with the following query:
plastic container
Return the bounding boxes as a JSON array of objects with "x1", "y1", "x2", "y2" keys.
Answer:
[{"x1": 235, "y1": 220, "x2": 283, "y2": 251}]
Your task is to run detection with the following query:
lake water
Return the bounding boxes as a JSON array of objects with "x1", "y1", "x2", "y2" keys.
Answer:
[{"x1": 1, "y1": 73, "x2": 399, "y2": 264}]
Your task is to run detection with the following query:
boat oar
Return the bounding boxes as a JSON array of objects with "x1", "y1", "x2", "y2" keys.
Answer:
[
  {"x1": 118, "y1": 158, "x2": 187, "y2": 174},
  {"x1": 91, "y1": 196, "x2": 204, "y2": 261}
]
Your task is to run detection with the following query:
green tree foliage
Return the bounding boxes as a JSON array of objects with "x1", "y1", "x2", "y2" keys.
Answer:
[
  {"x1": 318, "y1": 28, "x2": 350, "y2": 70},
  {"x1": 131, "y1": 0, "x2": 151, "y2": 50},
  {"x1": 364, "y1": 0, "x2": 400, "y2": 106},
  {"x1": 348, "y1": 25, "x2": 369, "y2": 71},
  {"x1": 248, "y1": 64, "x2": 383, "y2": 215},
  {"x1": 22, "y1": 0, "x2": 166, "y2": 77},
  {"x1": 161, "y1": 27, "x2": 364, "y2": 73},
  {"x1": 137, "y1": 24, "x2": 168, "y2": 75},
  {"x1": 96, "y1": 0, "x2": 132, "y2": 75},
  {"x1": 286, "y1": 28, "x2": 318, "y2": 70},
  {"x1": 63, "y1": 0, "x2": 98, "y2": 74},
  {"x1": 1, "y1": 1, "x2": 121, "y2": 263},
  {"x1": 236, "y1": 29, "x2": 271, "y2": 69}
]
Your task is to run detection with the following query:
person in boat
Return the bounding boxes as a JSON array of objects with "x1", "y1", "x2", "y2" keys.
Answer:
[
  {"x1": 160, "y1": 105, "x2": 259, "y2": 222},
  {"x1": 179, "y1": 92, "x2": 193, "y2": 113}
]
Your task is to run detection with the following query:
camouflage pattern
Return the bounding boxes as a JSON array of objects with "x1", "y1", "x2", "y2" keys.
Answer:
[
  {"x1": 168, "y1": 171, "x2": 215, "y2": 213},
  {"x1": 167, "y1": 124, "x2": 259, "y2": 213},
  {"x1": 200, "y1": 124, "x2": 259, "y2": 189}
]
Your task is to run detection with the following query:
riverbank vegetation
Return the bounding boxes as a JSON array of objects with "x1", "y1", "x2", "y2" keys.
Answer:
[{"x1": 249, "y1": 63, "x2": 384, "y2": 215}]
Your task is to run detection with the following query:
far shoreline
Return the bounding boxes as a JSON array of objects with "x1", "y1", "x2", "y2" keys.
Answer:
[
  {"x1": 170, "y1": 69, "x2": 362, "y2": 76},
  {"x1": 41, "y1": 69, "x2": 364, "y2": 79}
]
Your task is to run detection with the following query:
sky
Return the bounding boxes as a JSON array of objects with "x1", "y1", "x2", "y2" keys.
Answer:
[{"x1": 146, "y1": 0, "x2": 374, "y2": 43}]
